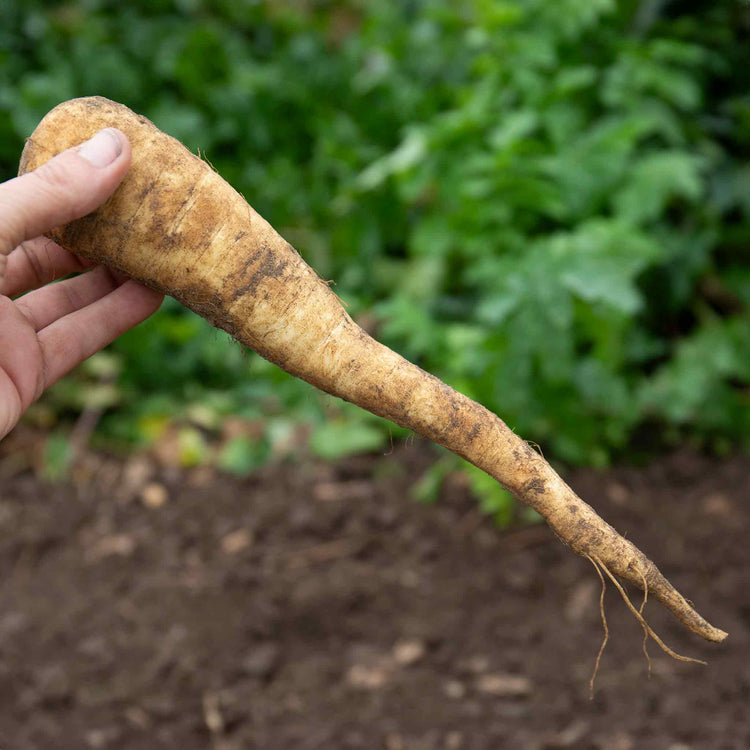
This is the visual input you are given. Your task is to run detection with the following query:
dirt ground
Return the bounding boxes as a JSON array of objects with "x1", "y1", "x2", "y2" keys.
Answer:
[{"x1": 0, "y1": 432, "x2": 748, "y2": 750}]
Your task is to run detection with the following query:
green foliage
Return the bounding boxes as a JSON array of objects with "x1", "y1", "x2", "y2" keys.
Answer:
[
  {"x1": 463, "y1": 463, "x2": 517, "y2": 527},
  {"x1": 41, "y1": 432, "x2": 74, "y2": 482},
  {"x1": 218, "y1": 434, "x2": 271, "y2": 475},
  {"x1": 411, "y1": 455, "x2": 455, "y2": 504},
  {"x1": 1, "y1": 1, "x2": 747, "y2": 484},
  {"x1": 310, "y1": 419, "x2": 388, "y2": 460}
]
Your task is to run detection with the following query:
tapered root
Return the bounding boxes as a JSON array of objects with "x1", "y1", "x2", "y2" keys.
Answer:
[
  {"x1": 17, "y1": 96, "x2": 727, "y2": 655},
  {"x1": 489, "y1": 448, "x2": 728, "y2": 646},
  {"x1": 587, "y1": 553, "x2": 700, "y2": 696},
  {"x1": 571, "y1": 517, "x2": 727, "y2": 645}
]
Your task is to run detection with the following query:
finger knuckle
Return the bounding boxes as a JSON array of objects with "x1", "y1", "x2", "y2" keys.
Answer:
[
  {"x1": 18, "y1": 240, "x2": 47, "y2": 287},
  {"x1": 0, "y1": 222, "x2": 20, "y2": 257},
  {"x1": 33, "y1": 155, "x2": 75, "y2": 193},
  {"x1": 61, "y1": 279, "x2": 87, "y2": 312}
]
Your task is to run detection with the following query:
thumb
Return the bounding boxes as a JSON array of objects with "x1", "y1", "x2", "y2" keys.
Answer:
[{"x1": 0, "y1": 128, "x2": 131, "y2": 258}]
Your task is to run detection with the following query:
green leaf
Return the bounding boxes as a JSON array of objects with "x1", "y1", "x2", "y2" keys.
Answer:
[
  {"x1": 411, "y1": 456, "x2": 455, "y2": 504},
  {"x1": 356, "y1": 129, "x2": 427, "y2": 191},
  {"x1": 487, "y1": 110, "x2": 538, "y2": 151},
  {"x1": 463, "y1": 463, "x2": 516, "y2": 528},
  {"x1": 310, "y1": 421, "x2": 387, "y2": 460},
  {"x1": 641, "y1": 316, "x2": 750, "y2": 427},
  {"x1": 218, "y1": 436, "x2": 271, "y2": 475},
  {"x1": 614, "y1": 151, "x2": 705, "y2": 225},
  {"x1": 42, "y1": 432, "x2": 73, "y2": 483},
  {"x1": 555, "y1": 221, "x2": 660, "y2": 314}
]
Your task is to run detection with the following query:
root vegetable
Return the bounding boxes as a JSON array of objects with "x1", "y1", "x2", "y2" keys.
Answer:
[{"x1": 18, "y1": 97, "x2": 727, "y2": 646}]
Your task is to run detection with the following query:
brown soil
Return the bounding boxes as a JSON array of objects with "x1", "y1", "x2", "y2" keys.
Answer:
[{"x1": 0, "y1": 436, "x2": 748, "y2": 749}]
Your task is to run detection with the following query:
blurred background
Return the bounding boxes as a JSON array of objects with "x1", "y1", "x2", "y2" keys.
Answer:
[
  {"x1": 2, "y1": 3, "x2": 750, "y2": 748},
  {"x1": 0, "y1": 0, "x2": 748, "y2": 490}
]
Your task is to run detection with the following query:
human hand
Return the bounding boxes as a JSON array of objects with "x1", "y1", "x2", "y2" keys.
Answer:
[{"x1": 0, "y1": 127, "x2": 164, "y2": 440}]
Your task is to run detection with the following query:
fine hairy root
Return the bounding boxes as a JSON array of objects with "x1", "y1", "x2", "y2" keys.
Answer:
[
  {"x1": 587, "y1": 556, "x2": 677, "y2": 697},
  {"x1": 17, "y1": 97, "x2": 728, "y2": 650},
  {"x1": 639, "y1": 571, "x2": 652, "y2": 678},
  {"x1": 592, "y1": 556, "x2": 707, "y2": 666},
  {"x1": 587, "y1": 555, "x2": 609, "y2": 699}
]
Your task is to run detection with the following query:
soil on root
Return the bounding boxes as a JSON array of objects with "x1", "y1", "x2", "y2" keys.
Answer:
[{"x1": 0, "y1": 437, "x2": 748, "y2": 749}]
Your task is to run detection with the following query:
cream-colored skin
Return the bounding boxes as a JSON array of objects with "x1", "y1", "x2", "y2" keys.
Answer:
[{"x1": 19, "y1": 97, "x2": 727, "y2": 645}]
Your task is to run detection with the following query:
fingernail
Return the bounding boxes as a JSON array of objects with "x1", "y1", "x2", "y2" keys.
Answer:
[{"x1": 78, "y1": 128, "x2": 122, "y2": 168}]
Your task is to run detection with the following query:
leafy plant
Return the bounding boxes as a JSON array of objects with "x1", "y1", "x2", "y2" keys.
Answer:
[{"x1": 1, "y1": 0, "x2": 747, "y2": 492}]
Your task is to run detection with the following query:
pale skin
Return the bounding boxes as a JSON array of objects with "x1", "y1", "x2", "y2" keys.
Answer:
[{"x1": 0, "y1": 128, "x2": 164, "y2": 440}]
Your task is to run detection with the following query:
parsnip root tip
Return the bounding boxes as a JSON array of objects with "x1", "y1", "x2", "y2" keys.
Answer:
[{"x1": 593, "y1": 556, "x2": 707, "y2": 667}]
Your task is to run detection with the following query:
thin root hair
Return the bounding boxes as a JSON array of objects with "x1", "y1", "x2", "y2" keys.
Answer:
[
  {"x1": 591, "y1": 555, "x2": 706, "y2": 667},
  {"x1": 586, "y1": 554, "x2": 609, "y2": 699}
]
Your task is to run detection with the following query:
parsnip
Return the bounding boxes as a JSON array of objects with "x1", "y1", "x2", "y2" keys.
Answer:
[{"x1": 19, "y1": 97, "x2": 727, "y2": 646}]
